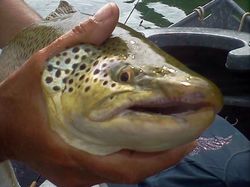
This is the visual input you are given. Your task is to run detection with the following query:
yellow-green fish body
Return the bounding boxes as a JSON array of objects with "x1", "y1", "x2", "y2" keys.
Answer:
[{"x1": 0, "y1": 1, "x2": 223, "y2": 155}]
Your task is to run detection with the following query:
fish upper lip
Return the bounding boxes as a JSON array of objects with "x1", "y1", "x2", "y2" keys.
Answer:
[
  {"x1": 127, "y1": 99, "x2": 212, "y2": 116},
  {"x1": 113, "y1": 95, "x2": 214, "y2": 119},
  {"x1": 90, "y1": 93, "x2": 216, "y2": 121}
]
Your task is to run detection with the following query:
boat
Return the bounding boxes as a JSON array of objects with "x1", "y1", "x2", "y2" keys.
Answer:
[{"x1": 144, "y1": 0, "x2": 250, "y2": 140}]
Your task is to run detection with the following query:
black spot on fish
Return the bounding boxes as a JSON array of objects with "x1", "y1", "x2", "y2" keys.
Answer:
[
  {"x1": 77, "y1": 85, "x2": 81, "y2": 89},
  {"x1": 79, "y1": 64, "x2": 86, "y2": 70},
  {"x1": 45, "y1": 77, "x2": 53, "y2": 84},
  {"x1": 72, "y1": 63, "x2": 78, "y2": 69},
  {"x1": 110, "y1": 59, "x2": 114, "y2": 63},
  {"x1": 111, "y1": 83, "x2": 116, "y2": 87},
  {"x1": 93, "y1": 78, "x2": 98, "y2": 82},
  {"x1": 56, "y1": 53, "x2": 60, "y2": 57},
  {"x1": 93, "y1": 60, "x2": 99, "y2": 66},
  {"x1": 72, "y1": 47, "x2": 80, "y2": 53},
  {"x1": 53, "y1": 86, "x2": 60, "y2": 91},
  {"x1": 62, "y1": 52, "x2": 67, "y2": 56},
  {"x1": 103, "y1": 56, "x2": 107, "y2": 59},
  {"x1": 65, "y1": 69, "x2": 70, "y2": 74},
  {"x1": 55, "y1": 70, "x2": 61, "y2": 78},
  {"x1": 71, "y1": 69, "x2": 76, "y2": 75},
  {"x1": 75, "y1": 72, "x2": 79, "y2": 77},
  {"x1": 75, "y1": 55, "x2": 79, "y2": 59},
  {"x1": 47, "y1": 65, "x2": 53, "y2": 72},
  {"x1": 103, "y1": 73, "x2": 108, "y2": 77},
  {"x1": 68, "y1": 79, "x2": 73, "y2": 84},
  {"x1": 62, "y1": 77, "x2": 68, "y2": 83},
  {"x1": 85, "y1": 78, "x2": 89, "y2": 83},
  {"x1": 93, "y1": 69, "x2": 100, "y2": 75},
  {"x1": 86, "y1": 68, "x2": 91, "y2": 73},
  {"x1": 103, "y1": 81, "x2": 108, "y2": 86},
  {"x1": 65, "y1": 58, "x2": 71, "y2": 64},
  {"x1": 79, "y1": 75, "x2": 85, "y2": 81},
  {"x1": 81, "y1": 55, "x2": 86, "y2": 60},
  {"x1": 56, "y1": 61, "x2": 60, "y2": 65},
  {"x1": 84, "y1": 48, "x2": 90, "y2": 53},
  {"x1": 85, "y1": 86, "x2": 90, "y2": 92},
  {"x1": 102, "y1": 63, "x2": 107, "y2": 67},
  {"x1": 68, "y1": 87, "x2": 73, "y2": 92}
]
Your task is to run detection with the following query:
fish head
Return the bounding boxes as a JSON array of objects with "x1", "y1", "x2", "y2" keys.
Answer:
[{"x1": 42, "y1": 24, "x2": 223, "y2": 155}]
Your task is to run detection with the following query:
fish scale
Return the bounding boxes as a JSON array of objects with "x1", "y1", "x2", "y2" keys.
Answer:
[{"x1": 43, "y1": 45, "x2": 96, "y2": 94}]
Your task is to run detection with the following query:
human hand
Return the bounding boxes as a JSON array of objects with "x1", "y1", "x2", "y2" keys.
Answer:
[{"x1": 0, "y1": 3, "x2": 195, "y2": 187}]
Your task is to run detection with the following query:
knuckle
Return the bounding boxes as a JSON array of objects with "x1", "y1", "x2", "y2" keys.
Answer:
[
  {"x1": 31, "y1": 49, "x2": 46, "y2": 62},
  {"x1": 79, "y1": 17, "x2": 97, "y2": 32}
]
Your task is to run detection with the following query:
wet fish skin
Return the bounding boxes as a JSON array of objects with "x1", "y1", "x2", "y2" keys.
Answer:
[
  {"x1": 41, "y1": 22, "x2": 222, "y2": 155},
  {"x1": 0, "y1": 11, "x2": 223, "y2": 156}
]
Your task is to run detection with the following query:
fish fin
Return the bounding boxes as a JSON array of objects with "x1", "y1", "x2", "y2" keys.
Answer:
[{"x1": 45, "y1": 0, "x2": 77, "y2": 20}]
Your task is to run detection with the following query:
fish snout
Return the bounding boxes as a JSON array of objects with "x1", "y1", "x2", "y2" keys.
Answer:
[{"x1": 155, "y1": 76, "x2": 223, "y2": 113}]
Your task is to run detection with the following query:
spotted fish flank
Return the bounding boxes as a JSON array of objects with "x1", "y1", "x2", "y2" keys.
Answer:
[
  {"x1": 0, "y1": 1, "x2": 223, "y2": 155},
  {"x1": 42, "y1": 42, "x2": 121, "y2": 97},
  {"x1": 40, "y1": 24, "x2": 223, "y2": 155}
]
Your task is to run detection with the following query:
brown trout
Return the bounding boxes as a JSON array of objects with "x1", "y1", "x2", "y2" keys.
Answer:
[{"x1": 0, "y1": 1, "x2": 223, "y2": 155}]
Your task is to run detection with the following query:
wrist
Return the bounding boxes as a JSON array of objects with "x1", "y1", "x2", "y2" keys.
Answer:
[
  {"x1": 0, "y1": 96, "x2": 9, "y2": 161},
  {"x1": 0, "y1": 89, "x2": 17, "y2": 161},
  {"x1": 0, "y1": 0, "x2": 42, "y2": 47}
]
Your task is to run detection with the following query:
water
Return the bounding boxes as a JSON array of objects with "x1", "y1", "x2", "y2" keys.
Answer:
[
  {"x1": 1, "y1": 1, "x2": 247, "y2": 60},
  {"x1": 24, "y1": 0, "x2": 214, "y2": 30},
  {"x1": 235, "y1": 0, "x2": 250, "y2": 11},
  {"x1": 24, "y1": 0, "x2": 249, "y2": 31}
]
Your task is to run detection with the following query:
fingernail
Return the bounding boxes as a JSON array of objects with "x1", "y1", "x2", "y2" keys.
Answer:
[{"x1": 94, "y1": 3, "x2": 114, "y2": 22}]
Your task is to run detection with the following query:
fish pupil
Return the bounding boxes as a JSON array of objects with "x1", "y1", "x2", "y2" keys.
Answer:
[{"x1": 120, "y1": 72, "x2": 129, "y2": 82}]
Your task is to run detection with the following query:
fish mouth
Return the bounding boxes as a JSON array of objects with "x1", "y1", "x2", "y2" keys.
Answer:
[
  {"x1": 90, "y1": 92, "x2": 220, "y2": 121},
  {"x1": 127, "y1": 101, "x2": 211, "y2": 116},
  {"x1": 123, "y1": 96, "x2": 213, "y2": 117}
]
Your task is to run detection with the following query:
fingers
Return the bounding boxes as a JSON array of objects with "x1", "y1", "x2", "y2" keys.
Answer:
[
  {"x1": 36, "y1": 2, "x2": 119, "y2": 63},
  {"x1": 100, "y1": 142, "x2": 196, "y2": 183},
  {"x1": 19, "y1": 2, "x2": 119, "y2": 81},
  {"x1": 71, "y1": 141, "x2": 196, "y2": 184}
]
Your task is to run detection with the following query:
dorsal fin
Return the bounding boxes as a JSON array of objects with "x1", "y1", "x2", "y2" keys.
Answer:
[{"x1": 45, "y1": 0, "x2": 77, "y2": 20}]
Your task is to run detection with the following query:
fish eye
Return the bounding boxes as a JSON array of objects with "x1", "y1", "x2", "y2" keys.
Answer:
[{"x1": 118, "y1": 66, "x2": 134, "y2": 83}]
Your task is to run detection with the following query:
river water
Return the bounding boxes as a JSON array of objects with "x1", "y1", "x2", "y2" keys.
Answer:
[
  {"x1": 24, "y1": 0, "x2": 213, "y2": 31},
  {"x1": 24, "y1": 0, "x2": 249, "y2": 31}
]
